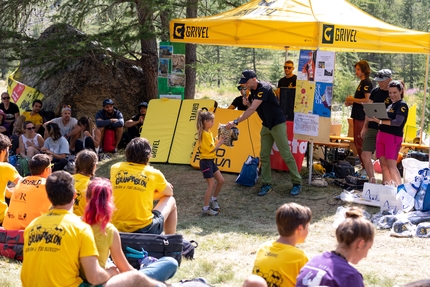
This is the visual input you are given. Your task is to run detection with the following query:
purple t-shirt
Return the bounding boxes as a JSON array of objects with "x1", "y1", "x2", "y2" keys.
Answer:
[{"x1": 295, "y1": 251, "x2": 364, "y2": 287}]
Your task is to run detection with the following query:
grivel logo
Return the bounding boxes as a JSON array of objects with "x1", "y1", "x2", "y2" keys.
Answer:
[
  {"x1": 322, "y1": 24, "x2": 334, "y2": 44},
  {"x1": 173, "y1": 23, "x2": 185, "y2": 39}
]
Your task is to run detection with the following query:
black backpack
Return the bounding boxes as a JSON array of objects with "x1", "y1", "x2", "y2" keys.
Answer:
[{"x1": 182, "y1": 239, "x2": 198, "y2": 260}]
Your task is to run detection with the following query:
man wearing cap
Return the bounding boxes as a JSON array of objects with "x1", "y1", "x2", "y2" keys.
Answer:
[
  {"x1": 226, "y1": 70, "x2": 302, "y2": 196},
  {"x1": 344, "y1": 60, "x2": 373, "y2": 165},
  {"x1": 228, "y1": 86, "x2": 249, "y2": 111},
  {"x1": 42, "y1": 105, "x2": 78, "y2": 140},
  {"x1": 125, "y1": 101, "x2": 148, "y2": 139},
  {"x1": 360, "y1": 69, "x2": 392, "y2": 183},
  {"x1": 95, "y1": 98, "x2": 124, "y2": 153}
]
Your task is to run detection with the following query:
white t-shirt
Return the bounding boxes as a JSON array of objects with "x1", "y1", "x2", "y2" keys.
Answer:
[
  {"x1": 44, "y1": 136, "x2": 70, "y2": 155},
  {"x1": 51, "y1": 117, "x2": 78, "y2": 136}
]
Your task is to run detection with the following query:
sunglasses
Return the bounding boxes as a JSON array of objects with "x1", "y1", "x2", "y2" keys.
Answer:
[
  {"x1": 237, "y1": 86, "x2": 247, "y2": 91},
  {"x1": 45, "y1": 163, "x2": 54, "y2": 170},
  {"x1": 284, "y1": 66, "x2": 294, "y2": 70},
  {"x1": 2, "y1": 97, "x2": 10, "y2": 100},
  {"x1": 26, "y1": 127, "x2": 36, "y2": 130},
  {"x1": 388, "y1": 80, "x2": 403, "y2": 89}
]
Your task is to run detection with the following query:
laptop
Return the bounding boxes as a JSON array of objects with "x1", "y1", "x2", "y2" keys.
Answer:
[{"x1": 362, "y1": 103, "x2": 390, "y2": 120}]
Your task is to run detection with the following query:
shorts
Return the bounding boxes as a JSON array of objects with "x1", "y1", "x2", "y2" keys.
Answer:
[
  {"x1": 362, "y1": 128, "x2": 378, "y2": 152},
  {"x1": 376, "y1": 131, "x2": 402, "y2": 160},
  {"x1": 199, "y1": 159, "x2": 219, "y2": 179},
  {"x1": 133, "y1": 210, "x2": 164, "y2": 234}
]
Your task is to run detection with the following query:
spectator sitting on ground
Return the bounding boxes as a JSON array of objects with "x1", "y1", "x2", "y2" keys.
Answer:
[
  {"x1": 252, "y1": 203, "x2": 312, "y2": 287},
  {"x1": 21, "y1": 99, "x2": 43, "y2": 133},
  {"x1": 19, "y1": 121, "x2": 44, "y2": 159},
  {"x1": 73, "y1": 149, "x2": 98, "y2": 217},
  {"x1": 3, "y1": 154, "x2": 52, "y2": 230},
  {"x1": 96, "y1": 98, "x2": 124, "y2": 153},
  {"x1": 9, "y1": 115, "x2": 26, "y2": 155},
  {"x1": 41, "y1": 123, "x2": 69, "y2": 172},
  {"x1": 42, "y1": 105, "x2": 79, "y2": 141},
  {"x1": 21, "y1": 171, "x2": 165, "y2": 287},
  {"x1": 111, "y1": 137, "x2": 178, "y2": 234},
  {"x1": 73, "y1": 116, "x2": 101, "y2": 154},
  {"x1": 82, "y1": 177, "x2": 178, "y2": 283},
  {"x1": 0, "y1": 92, "x2": 20, "y2": 134},
  {"x1": 0, "y1": 134, "x2": 22, "y2": 225},
  {"x1": 0, "y1": 109, "x2": 8, "y2": 135},
  {"x1": 125, "y1": 101, "x2": 148, "y2": 140},
  {"x1": 296, "y1": 207, "x2": 374, "y2": 287},
  {"x1": 228, "y1": 86, "x2": 249, "y2": 111}
]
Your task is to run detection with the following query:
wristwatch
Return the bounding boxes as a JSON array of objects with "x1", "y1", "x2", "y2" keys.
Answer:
[{"x1": 233, "y1": 119, "x2": 239, "y2": 125}]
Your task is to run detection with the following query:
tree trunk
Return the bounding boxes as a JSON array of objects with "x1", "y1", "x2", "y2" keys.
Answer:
[
  {"x1": 185, "y1": 0, "x2": 197, "y2": 99},
  {"x1": 136, "y1": 0, "x2": 158, "y2": 100}
]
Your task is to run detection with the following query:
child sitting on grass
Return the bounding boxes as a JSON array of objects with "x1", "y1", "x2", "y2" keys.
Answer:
[
  {"x1": 196, "y1": 109, "x2": 225, "y2": 217},
  {"x1": 252, "y1": 202, "x2": 312, "y2": 287}
]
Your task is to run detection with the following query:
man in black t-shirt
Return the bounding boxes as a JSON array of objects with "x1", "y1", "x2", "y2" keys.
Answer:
[
  {"x1": 226, "y1": 70, "x2": 302, "y2": 197},
  {"x1": 228, "y1": 86, "x2": 249, "y2": 111},
  {"x1": 344, "y1": 60, "x2": 373, "y2": 164},
  {"x1": 277, "y1": 60, "x2": 297, "y2": 121},
  {"x1": 125, "y1": 101, "x2": 148, "y2": 139},
  {"x1": 0, "y1": 92, "x2": 20, "y2": 134},
  {"x1": 360, "y1": 69, "x2": 392, "y2": 183}
]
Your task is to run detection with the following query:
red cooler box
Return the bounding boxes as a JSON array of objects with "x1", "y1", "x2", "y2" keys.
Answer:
[{"x1": 270, "y1": 121, "x2": 307, "y2": 172}]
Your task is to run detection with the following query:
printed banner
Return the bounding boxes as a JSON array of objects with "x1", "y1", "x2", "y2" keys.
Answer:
[{"x1": 7, "y1": 73, "x2": 44, "y2": 112}]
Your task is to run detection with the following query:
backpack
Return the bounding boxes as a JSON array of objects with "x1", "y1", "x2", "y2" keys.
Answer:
[
  {"x1": 236, "y1": 156, "x2": 259, "y2": 187},
  {"x1": 14, "y1": 156, "x2": 30, "y2": 177},
  {"x1": 182, "y1": 239, "x2": 198, "y2": 260}
]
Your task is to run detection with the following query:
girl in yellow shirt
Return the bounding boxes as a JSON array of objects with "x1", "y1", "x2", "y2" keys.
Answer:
[{"x1": 196, "y1": 109, "x2": 225, "y2": 217}]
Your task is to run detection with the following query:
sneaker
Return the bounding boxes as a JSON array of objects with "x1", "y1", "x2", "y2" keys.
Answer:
[
  {"x1": 258, "y1": 184, "x2": 272, "y2": 196},
  {"x1": 113, "y1": 148, "x2": 119, "y2": 153},
  {"x1": 209, "y1": 199, "x2": 220, "y2": 211},
  {"x1": 290, "y1": 184, "x2": 302, "y2": 196},
  {"x1": 201, "y1": 208, "x2": 219, "y2": 217}
]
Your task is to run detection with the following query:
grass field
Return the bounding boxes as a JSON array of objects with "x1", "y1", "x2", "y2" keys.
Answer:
[{"x1": 2, "y1": 156, "x2": 430, "y2": 286}]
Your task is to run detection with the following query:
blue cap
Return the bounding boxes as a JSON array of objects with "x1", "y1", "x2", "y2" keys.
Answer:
[
  {"x1": 238, "y1": 70, "x2": 257, "y2": 84},
  {"x1": 103, "y1": 99, "x2": 114, "y2": 107}
]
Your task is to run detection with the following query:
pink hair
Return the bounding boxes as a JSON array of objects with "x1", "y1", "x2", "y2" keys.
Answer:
[{"x1": 83, "y1": 177, "x2": 115, "y2": 232}]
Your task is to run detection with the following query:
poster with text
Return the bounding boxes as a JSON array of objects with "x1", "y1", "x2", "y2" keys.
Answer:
[
  {"x1": 294, "y1": 80, "x2": 315, "y2": 114},
  {"x1": 314, "y1": 51, "x2": 335, "y2": 83},
  {"x1": 297, "y1": 49, "x2": 316, "y2": 81},
  {"x1": 313, "y1": 82, "x2": 333, "y2": 117},
  {"x1": 293, "y1": 113, "x2": 319, "y2": 137}
]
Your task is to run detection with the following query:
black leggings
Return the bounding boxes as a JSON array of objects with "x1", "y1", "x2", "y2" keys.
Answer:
[{"x1": 75, "y1": 137, "x2": 96, "y2": 154}]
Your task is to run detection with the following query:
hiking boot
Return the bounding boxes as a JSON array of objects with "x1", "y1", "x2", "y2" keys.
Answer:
[
  {"x1": 290, "y1": 184, "x2": 302, "y2": 196},
  {"x1": 209, "y1": 199, "x2": 220, "y2": 211},
  {"x1": 258, "y1": 184, "x2": 272, "y2": 196},
  {"x1": 201, "y1": 208, "x2": 219, "y2": 217}
]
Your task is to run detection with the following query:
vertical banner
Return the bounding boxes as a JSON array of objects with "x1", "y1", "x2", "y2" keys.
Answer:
[
  {"x1": 158, "y1": 42, "x2": 186, "y2": 99},
  {"x1": 7, "y1": 73, "x2": 44, "y2": 112}
]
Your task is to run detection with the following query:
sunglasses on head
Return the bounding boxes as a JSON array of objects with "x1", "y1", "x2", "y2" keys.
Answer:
[
  {"x1": 284, "y1": 66, "x2": 293, "y2": 69},
  {"x1": 388, "y1": 80, "x2": 403, "y2": 89},
  {"x1": 62, "y1": 105, "x2": 71, "y2": 108}
]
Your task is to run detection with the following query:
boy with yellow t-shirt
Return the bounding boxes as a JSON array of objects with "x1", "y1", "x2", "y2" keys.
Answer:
[
  {"x1": 252, "y1": 203, "x2": 312, "y2": 287},
  {"x1": 0, "y1": 134, "x2": 21, "y2": 224},
  {"x1": 3, "y1": 154, "x2": 52, "y2": 230},
  {"x1": 111, "y1": 137, "x2": 177, "y2": 235}
]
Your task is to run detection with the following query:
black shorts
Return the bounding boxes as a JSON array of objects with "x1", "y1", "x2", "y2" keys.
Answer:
[
  {"x1": 199, "y1": 159, "x2": 219, "y2": 179},
  {"x1": 133, "y1": 210, "x2": 164, "y2": 234}
]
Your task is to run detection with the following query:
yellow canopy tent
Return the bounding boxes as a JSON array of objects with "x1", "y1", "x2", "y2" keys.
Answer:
[
  {"x1": 170, "y1": 0, "x2": 430, "y2": 54},
  {"x1": 170, "y1": 0, "x2": 430, "y2": 142}
]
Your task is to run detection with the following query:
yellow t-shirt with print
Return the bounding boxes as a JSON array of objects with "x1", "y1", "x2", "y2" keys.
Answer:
[
  {"x1": 21, "y1": 209, "x2": 99, "y2": 287},
  {"x1": 252, "y1": 240, "x2": 309, "y2": 287},
  {"x1": 73, "y1": 173, "x2": 91, "y2": 217},
  {"x1": 22, "y1": 111, "x2": 43, "y2": 126},
  {"x1": 111, "y1": 162, "x2": 168, "y2": 232},
  {"x1": 0, "y1": 163, "x2": 20, "y2": 224},
  {"x1": 3, "y1": 176, "x2": 51, "y2": 230},
  {"x1": 199, "y1": 130, "x2": 216, "y2": 160},
  {"x1": 80, "y1": 223, "x2": 115, "y2": 281}
]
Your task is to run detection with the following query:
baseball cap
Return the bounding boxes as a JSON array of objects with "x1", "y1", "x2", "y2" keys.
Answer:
[
  {"x1": 103, "y1": 99, "x2": 114, "y2": 107},
  {"x1": 238, "y1": 70, "x2": 257, "y2": 84},
  {"x1": 61, "y1": 105, "x2": 71, "y2": 113},
  {"x1": 138, "y1": 101, "x2": 148, "y2": 109},
  {"x1": 374, "y1": 69, "x2": 392, "y2": 82}
]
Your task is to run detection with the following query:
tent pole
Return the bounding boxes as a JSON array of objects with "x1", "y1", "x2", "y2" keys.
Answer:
[
  {"x1": 420, "y1": 54, "x2": 429, "y2": 145},
  {"x1": 284, "y1": 46, "x2": 289, "y2": 61}
]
